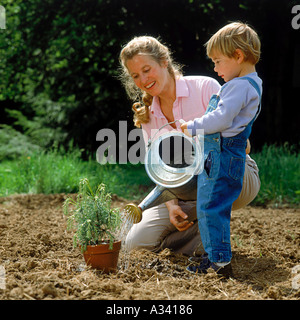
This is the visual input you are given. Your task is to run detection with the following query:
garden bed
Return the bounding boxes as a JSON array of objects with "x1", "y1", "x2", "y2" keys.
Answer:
[{"x1": 0, "y1": 193, "x2": 299, "y2": 300}]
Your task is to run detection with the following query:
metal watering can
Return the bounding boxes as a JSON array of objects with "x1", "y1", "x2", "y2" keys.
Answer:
[{"x1": 124, "y1": 120, "x2": 204, "y2": 223}]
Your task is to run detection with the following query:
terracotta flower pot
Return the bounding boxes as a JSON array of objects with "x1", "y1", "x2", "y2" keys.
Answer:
[{"x1": 83, "y1": 240, "x2": 121, "y2": 273}]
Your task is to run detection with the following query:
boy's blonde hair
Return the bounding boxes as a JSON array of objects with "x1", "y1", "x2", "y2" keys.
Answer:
[{"x1": 205, "y1": 22, "x2": 261, "y2": 65}]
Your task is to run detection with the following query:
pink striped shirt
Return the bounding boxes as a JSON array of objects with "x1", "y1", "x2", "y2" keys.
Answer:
[{"x1": 141, "y1": 76, "x2": 221, "y2": 144}]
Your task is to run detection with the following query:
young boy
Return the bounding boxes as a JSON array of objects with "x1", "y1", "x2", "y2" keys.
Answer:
[{"x1": 181, "y1": 22, "x2": 262, "y2": 277}]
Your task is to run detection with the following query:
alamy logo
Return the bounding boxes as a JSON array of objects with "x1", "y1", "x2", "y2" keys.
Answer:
[
  {"x1": 292, "y1": 5, "x2": 300, "y2": 30},
  {"x1": 0, "y1": 5, "x2": 5, "y2": 29},
  {"x1": 0, "y1": 265, "x2": 5, "y2": 290},
  {"x1": 96, "y1": 121, "x2": 204, "y2": 165}
]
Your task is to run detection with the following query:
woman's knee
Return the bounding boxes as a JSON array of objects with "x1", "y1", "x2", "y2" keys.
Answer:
[
  {"x1": 124, "y1": 205, "x2": 172, "y2": 251},
  {"x1": 232, "y1": 157, "x2": 260, "y2": 210}
]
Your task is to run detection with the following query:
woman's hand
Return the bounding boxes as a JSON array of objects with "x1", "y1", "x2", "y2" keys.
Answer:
[{"x1": 165, "y1": 199, "x2": 194, "y2": 232}]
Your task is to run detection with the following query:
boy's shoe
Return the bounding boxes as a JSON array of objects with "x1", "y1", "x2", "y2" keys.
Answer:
[
  {"x1": 187, "y1": 257, "x2": 233, "y2": 278},
  {"x1": 188, "y1": 252, "x2": 209, "y2": 264}
]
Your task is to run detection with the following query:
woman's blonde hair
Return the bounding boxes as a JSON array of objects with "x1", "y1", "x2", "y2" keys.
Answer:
[
  {"x1": 119, "y1": 36, "x2": 182, "y2": 127},
  {"x1": 205, "y1": 22, "x2": 261, "y2": 65}
]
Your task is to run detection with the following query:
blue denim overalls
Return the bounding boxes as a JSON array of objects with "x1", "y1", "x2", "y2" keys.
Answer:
[{"x1": 197, "y1": 77, "x2": 261, "y2": 263}]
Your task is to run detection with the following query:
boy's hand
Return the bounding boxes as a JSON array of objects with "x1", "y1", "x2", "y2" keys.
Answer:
[
  {"x1": 180, "y1": 122, "x2": 192, "y2": 137},
  {"x1": 246, "y1": 139, "x2": 251, "y2": 154}
]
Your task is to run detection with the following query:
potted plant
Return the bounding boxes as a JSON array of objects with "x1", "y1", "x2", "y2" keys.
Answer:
[{"x1": 63, "y1": 178, "x2": 121, "y2": 273}]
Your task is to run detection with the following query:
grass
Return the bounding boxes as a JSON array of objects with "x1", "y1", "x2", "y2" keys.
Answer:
[
  {"x1": 0, "y1": 148, "x2": 154, "y2": 200},
  {"x1": 0, "y1": 144, "x2": 298, "y2": 207},
  {"x1": 251, "y1": 143, "x2": 299, "y2": 207}
]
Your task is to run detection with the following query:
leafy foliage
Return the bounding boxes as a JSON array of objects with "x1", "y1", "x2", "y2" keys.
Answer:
[
  {"x1": 0, "y1": 0, "x2": 298, "y2": 157},
  {"x1": 1, "y1": 0, "x2": 128, "y2": 152},
  {"x1": 63, "y1": 178, "x2": 121, "y2": 252},
  {"x1": 0, "y1": 124, "x2": 42, "y2": 160}
]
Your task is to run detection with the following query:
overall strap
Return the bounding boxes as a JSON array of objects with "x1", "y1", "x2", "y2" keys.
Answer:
[
  {"x1": 237, "y1": 76, "x2": 261, "y2": 99},
  {"x1": 236, "y1": 76, "x2": 262, "y2": 120}
]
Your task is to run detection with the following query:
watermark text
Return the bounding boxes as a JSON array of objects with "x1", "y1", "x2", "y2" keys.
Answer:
[
  {"x1": 96, "y1": 121, "x2": 204, "y2": 165},
  {"x1": 292, "y1": 5, "x2": 300, "y2": 30},
  {"x1": 0, "y1": 265, "x2": 5, "y2": 290}
]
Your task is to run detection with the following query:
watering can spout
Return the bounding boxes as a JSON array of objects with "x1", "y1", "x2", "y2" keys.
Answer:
[
  {"x1": 138, "y1": 185, "x2": 177, "y2": 211},
  {"x1": 125, "y1": 175, "x2": 198, "y2": 224},
  {"x1": 124, "y1": 186, "x2": 177, "y2": 224}
]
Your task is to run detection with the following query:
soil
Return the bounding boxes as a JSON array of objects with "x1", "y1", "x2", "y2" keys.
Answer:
[{"x1": 0, "y1": 193, "x2": 299, "y2": 300}]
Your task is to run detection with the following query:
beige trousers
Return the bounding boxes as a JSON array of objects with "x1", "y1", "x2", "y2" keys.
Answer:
[{"x1": 125, "y1": 155, "x2": 260, "y2": 256}]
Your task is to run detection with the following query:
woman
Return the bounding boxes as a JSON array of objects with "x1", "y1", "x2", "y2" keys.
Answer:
[{"x1": 119, "y1": 36, "x2": 260, "y2": 256}]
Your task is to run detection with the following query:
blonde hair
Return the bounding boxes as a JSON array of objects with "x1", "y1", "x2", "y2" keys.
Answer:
[
  {"x1": 119, "y1": 36, "x2": 182, "y2": 127},
  {"x1": 205, "y1": 22, "x2": 261, "y2": 65}
]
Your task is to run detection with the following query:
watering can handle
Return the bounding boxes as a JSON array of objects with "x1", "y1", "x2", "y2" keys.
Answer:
[{"x1": 147, "y1": 119, "x2": 185, "y2": 148}]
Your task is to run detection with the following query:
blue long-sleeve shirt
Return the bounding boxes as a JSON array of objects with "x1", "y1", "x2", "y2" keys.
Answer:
[{"x1": 187, "y1": 72, "x2": 262, "y2": 137}]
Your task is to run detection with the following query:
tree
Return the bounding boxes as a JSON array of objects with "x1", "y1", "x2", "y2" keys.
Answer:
[{"x1": 0, "y1": 0, "x2": 298, "y2": 160}]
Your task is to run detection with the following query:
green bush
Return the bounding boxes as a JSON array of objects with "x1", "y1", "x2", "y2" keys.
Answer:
[{"x1": 0, "y1": 125, "x2": 42, "y2": 161}]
